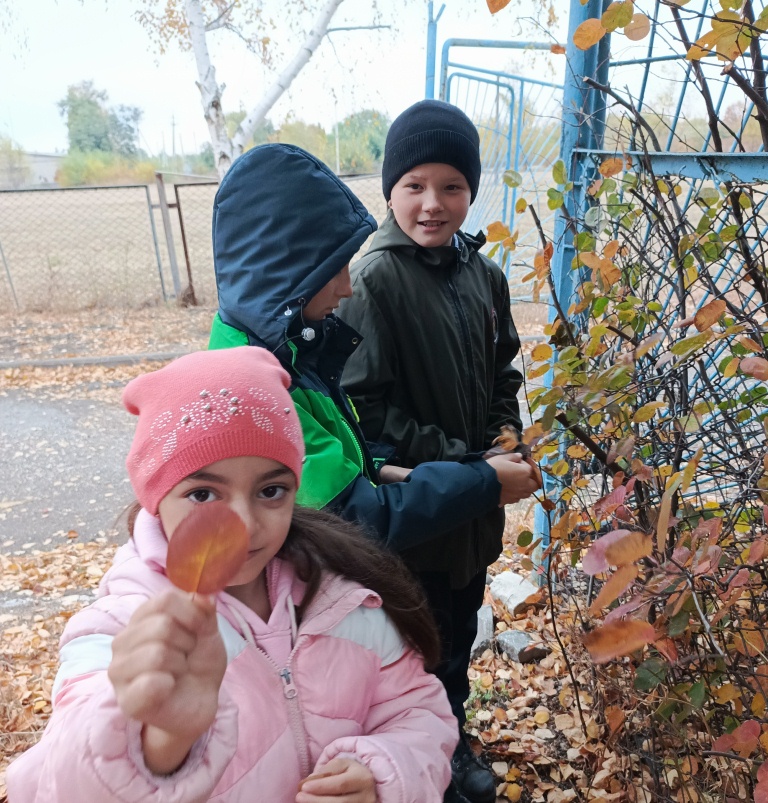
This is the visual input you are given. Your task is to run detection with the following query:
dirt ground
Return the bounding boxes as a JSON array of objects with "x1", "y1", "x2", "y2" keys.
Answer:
[{"x1": 0, "y1": 301, "x2": 548, "y2": 800}]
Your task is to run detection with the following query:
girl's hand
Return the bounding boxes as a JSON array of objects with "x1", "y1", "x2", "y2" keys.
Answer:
[
  {"x1": 297, "y1": 758, "x2": 377, "y2": 802},
  {"x1": 108, "y1": 590, "x2": 226, "y2": 774}
]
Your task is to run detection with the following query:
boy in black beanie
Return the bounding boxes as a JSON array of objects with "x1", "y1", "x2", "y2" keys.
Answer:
[{"x1": 340, "y1": 100, "x2": 537, "y2": 803}]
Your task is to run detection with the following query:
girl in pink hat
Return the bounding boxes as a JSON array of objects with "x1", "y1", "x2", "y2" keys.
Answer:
[{"x1": 7, "y1": 347, "x2": 457, "y2": 803}]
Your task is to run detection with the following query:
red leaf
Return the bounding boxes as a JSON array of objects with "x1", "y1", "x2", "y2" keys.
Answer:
[
  {"x1": 594, "y1": 485, "x2": 628, "y2": 519},
  {"x1": 741, "y1": 356, "x2": 768, "y2": 380},
  {"x1": 166, "y1": 504, "x2": 249, "y2": 594}
]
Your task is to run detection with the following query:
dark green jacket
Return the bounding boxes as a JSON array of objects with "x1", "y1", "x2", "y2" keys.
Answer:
[
  {"x1": 339, "y1": 210, "x2": 523, "y2": 586},
  {"x1": 208, "y1": 144, "x2": 504, "y2": 555}
]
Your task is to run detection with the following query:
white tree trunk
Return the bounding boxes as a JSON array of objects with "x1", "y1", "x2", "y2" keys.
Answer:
[
  {"x1": 185, "y1": 0, "x2": 234, "y2": 178},
  {"x1": 231, "y1": 0, "x2": 346, "y2": 155}
]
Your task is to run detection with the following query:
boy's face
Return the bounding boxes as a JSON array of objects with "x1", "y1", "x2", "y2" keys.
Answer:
[
  {"x1": 303, "y1": 263, "x2": 353, "y2": 321},
  {"x1": 388, "y1": 162, "x2": 471, "y2": 248}
]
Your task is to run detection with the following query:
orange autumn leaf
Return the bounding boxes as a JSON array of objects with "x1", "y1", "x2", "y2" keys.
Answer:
[
  {"x1": 487, "y1": 221, "x2": 511, "y2": 242},
  {"x1": 603, "y1": 239, "x2": 620, "y2": 258},
  {"x1": 599, "y1": 157, "x2": 624, "y2": 177},
  {"x1": 741, "y1": 356, "x2": 768, "y2": 380},
  {"x1": 551, "y1": 43, "x2": 566, "y2": 54},
  {"x1": 588, "y1": 563, "x2": 638, "y2": 615},
  {"x1": 583, "y1": 619, "x2": 655, "y2": 664},
  {"x1": 693, "y1": 298, "x2": 726, "y2": 331},
  {"x1": 487, "y1": 0, "x2": 512, "y2": 13},
  {"x1": 605, "y1": 705, "x2": 626, "y2": 735},
  {"x1": 624, "y1": 12, "x2": 650, "y2": 40},
  {"x1": 166, "y1": 504, "x2": 249, "y2": 594},
  {"x1": 573, "y1": 17, "x2": 607, "y2": 50}
]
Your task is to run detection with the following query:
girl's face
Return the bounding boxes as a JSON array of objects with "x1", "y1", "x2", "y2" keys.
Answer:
[{"x1": 158, "y1": 456, "x2": 297, "y2": 595}]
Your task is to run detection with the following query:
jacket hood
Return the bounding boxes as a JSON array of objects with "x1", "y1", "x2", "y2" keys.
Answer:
[
  {"x1": 213, "y1": 144, "x2": 377, "y2": 348},
  {"x1": 365, "y1": 209, "x2": 486, "y2": 268}
]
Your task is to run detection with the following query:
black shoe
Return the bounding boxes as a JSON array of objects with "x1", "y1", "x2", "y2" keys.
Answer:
[
  {"x1": 451, "y1": 735, "x2": 496, "y2": 803},
  {"x1": 443, "y1": 779, "x2": 473, "y2": 803}
]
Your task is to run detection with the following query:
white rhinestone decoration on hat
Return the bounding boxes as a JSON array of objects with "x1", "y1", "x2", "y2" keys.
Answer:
[{"x1": 135, "y1": 386, "x2": 300, "y2": 477}]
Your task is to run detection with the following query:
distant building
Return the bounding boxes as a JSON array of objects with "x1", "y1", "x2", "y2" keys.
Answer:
[{"x1": 22, "y1": 152, "x2": 64, "y2": 187}]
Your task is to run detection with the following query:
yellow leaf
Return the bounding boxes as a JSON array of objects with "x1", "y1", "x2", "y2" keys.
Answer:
[
  {"x1": 693, "y1": 298, "x2": 726, "y2": 331},
  {"x1": 601, "y1": 0, "x2": 634, "y2": 32},
  {"x1": 487, "y1": 221, "x2": 511, "y2": 242},
  {"x1": 752, "y1": 692, "x2": 766, "y2": 717},
  {"x1": 633, "y1": 401, "x2": 665, "y2": 423},
  {"x1": 534, "y1": 710, "x2": 550, "y2": 724},
  {"x1": 531, "y1": 343, "x2": 553, "y2": 362},
  {"x1": 624, "y1": 12, "x2": 651, "y2": 40},
  {"x1": 573, "y1": 17, "x2": 607, "y2": 50},
  {"x1": 655, "y1": 491, "x2": 672, "y2": 553},
  {"x1": 583, "y1": 619, "x2": 655, "y2": 664},
  {"x1": 505, "y1": 783, "x2": 522, "y2": 802},
  {"x1": 680, "y1": 446, "x2": 703, "y2": 492},
  {"x1": 515, "y1": 197, "x2": 527, "y2": 213},
  {"x1": 724, "y1": 357, "x2": 740, "y2": 378},
  {"x1": 487, "y1": 0, "x2": 512, "y2": 12},
  {"x1": 604, "y1": 531, "x2": 654, "y2": 565},
  {"x1": 714, "y1": 683, "x2": 740, "y2": 704}
]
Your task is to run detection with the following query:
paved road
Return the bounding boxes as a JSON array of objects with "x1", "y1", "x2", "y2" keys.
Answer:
[{"x1": 0, "y1": 390, "x2": 135, "y2": 551}]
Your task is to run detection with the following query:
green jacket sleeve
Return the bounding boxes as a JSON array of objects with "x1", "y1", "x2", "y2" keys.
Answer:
[
  {"x1": 485, "y1": 267, "x2": 524, "y2": 443},
  {"x1": 341, "y1": 280, "x2": 469, "y2": 465},
  {"x1": 292, "y1": 391, "x2": 371, "y2": 509}
]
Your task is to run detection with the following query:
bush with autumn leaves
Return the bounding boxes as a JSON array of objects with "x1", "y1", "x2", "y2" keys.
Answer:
[{"x1": 486, "y1": 0, "x2": 768, "y2": 798}]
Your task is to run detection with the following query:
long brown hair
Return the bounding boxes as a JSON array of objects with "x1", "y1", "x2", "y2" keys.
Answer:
[{"x1": 124, "y1": 502, "x2": 440, "y2": 668}]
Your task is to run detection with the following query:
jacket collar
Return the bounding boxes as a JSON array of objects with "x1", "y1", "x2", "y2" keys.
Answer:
[{"x1": 368, "y1": 209, "x2": 486, "y2": 272}]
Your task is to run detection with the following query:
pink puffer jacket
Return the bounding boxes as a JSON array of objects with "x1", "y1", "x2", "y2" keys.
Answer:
[{"x1": 7, "y1": 510, "x2": 457, "y2": 803}]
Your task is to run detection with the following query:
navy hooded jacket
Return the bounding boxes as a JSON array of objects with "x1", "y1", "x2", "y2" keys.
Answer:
[{"x1": 209, "y1": 143, "x2": 502, "y2": 553}]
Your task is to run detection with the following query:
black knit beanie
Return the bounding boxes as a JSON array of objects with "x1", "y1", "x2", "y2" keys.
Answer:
[{"x1": 382, "y1": 99, "x2": 481, "y2": 203}]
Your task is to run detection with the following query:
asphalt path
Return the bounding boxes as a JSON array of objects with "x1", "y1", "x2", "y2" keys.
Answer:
[{"x1": 0, "y1": 389, "x2": 135, "y2": 552}]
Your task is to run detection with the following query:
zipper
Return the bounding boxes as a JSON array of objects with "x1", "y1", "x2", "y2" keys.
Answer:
[
  {"x1": 279, "y1": 665, "x2": 311, "y2": 778},
  {"x1": 447, "y1": 253, "x2": 481, "y2": 448},
  {"x1": 247, "y1": 646, "x2": 312, "y2": 779},
  {"x1": 340, "y1": 415, "x2": 370, "y2": 479}
]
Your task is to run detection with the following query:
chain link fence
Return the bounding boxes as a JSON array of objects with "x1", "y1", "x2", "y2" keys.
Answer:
[
  {"x1": 0, "y1": 173, "x2": 389, "y2": 315},
  {"x1": 0, "y1": 185, "x2": 169, "y2": 313}
]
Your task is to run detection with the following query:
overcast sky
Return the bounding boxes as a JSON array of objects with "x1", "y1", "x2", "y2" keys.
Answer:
[{"x1": 0, "y1": 0, "x2": 572, "y2": 155}]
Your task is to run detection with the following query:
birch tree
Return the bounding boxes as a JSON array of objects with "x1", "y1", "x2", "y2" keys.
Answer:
[{"x1": 136, "y1": 0, "x2": 347, "y2": 177}]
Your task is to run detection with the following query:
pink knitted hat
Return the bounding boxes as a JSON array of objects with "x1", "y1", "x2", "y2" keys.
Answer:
[{"x1": 123, "y1": 347, "x2": 304, "y2": 515}]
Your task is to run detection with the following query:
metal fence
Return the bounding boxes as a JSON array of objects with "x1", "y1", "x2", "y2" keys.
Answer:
[
  {"x1": 437, "y1": 40, "x2": 564, "y2": 295},
  {"x1": 0, "y1": 173, "x2": 388, "y2": 315},
  {"x1": 0, "y1": 184, "x2": 167, "y2": 312}
]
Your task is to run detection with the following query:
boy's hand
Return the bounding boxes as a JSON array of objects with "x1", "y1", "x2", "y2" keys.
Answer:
[
  {"x1": 108, "y1": 590, "x2": 226, "y2": 773},
  {"x1": 487, "y1": 453, "x2": 542, "y2": 505},
  {"x1": 297, "y1": 758, "x2": 376, "y2": 802},
  {"x1": 378, "y1": 464, "x2": 412, "y2": 484}
]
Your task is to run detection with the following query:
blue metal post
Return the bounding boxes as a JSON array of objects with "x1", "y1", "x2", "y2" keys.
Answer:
[
  {"x1": 533, "y1": 0, "x2": 610, "y2": 561},
  {"x1": 425, "y1": 2, "x2": 445, "y2": 99}
]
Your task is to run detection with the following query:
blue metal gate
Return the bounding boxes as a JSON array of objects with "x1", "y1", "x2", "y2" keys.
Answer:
[{"x1": 429, "y1": 23, "x2": 565, "y2": 293}]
